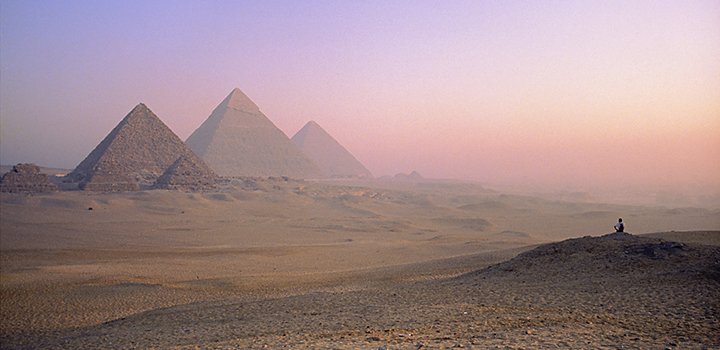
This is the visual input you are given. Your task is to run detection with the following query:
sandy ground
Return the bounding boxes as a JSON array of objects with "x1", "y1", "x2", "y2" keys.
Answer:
[{"x1": 1, "y1": 179, "x2": 719, "y2": 348}]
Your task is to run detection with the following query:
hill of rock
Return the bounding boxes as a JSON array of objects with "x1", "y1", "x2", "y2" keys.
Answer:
[{"x1": 463, "y1": 232, "x2": 720, "y2": 283}]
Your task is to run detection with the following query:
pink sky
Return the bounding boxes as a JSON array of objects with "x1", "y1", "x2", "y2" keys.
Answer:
[{"x1": 1, "y1": 0, "x2": 719, "y2": 198}]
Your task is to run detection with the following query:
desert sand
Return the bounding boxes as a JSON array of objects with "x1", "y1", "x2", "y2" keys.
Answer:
[{"x1": 1, "y1": 178, "x2": 719, "y2": 349}]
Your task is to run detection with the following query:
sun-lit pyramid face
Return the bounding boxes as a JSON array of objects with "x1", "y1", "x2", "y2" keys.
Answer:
[
  {"x1": 68, "y1": 103, "x2": 214, "y2": 191},
  {"x1": 291, "y1": 121, "x2": 372, "y2": 178},
  {"x1": 185, "y1": 88, "x2": 322, "y2": 178}
]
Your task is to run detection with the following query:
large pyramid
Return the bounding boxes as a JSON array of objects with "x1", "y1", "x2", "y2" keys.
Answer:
[
  {"x1": 68, "y1": 103, "x2": 216, "y2": 191},
  {"x1": 185, "y1": 88, "x2": 322, "y2": 178},
  {"x1": 291, "y1": 121, "x2": 372, "y2": 178}
]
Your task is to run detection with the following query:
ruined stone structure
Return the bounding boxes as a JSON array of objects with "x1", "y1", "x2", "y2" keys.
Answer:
[{"x1": 0, "y1": 163, "x2": 58, "y2": 193}]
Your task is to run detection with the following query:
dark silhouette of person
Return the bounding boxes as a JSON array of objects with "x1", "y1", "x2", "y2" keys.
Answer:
[{"x1": 614, "y1": 218, "x2": 624, "y2": 232}]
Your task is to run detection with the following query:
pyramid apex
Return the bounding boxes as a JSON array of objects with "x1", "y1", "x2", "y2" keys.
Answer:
[
  {"x1": 219, "y1": 88, "x2": 260, "y2": 112},
  {"x1": 299, "y1": 120, "x2": 326, "y2": 133},
  {"x1": 291, "y1": 120, "x2": 373, "y2": 178},
  {"x1": 124, "y1": 103, "x2": 161, "y2": 124},
  {"x1": 128, "y1": 103, "x2": 148, "y2": 112},
  {"x1": 305, "y1": 120, "x2": 323, "y2": 129}
]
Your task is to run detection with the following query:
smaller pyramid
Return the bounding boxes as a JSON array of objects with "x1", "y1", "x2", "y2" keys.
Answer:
[
  {"x1": 154, "y1": 156, "x2": 217, "y2": 191},
  {"x1": 68, "y1": 103, "x2": 215, "y2": 191},
  {"x1": 393, "y1": 170, "x2": 424, "y2": 181},
  {"x1": 0, "y1": 163, "x2": 58, "y2": 193},
  {"x1": 291, "y1": 121, "x2": 372, "y2": 178}
]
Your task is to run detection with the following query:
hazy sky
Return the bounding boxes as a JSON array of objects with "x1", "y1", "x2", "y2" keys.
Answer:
[{"x1": 1, "y1": 0, "x2": 719, "y2": 194}]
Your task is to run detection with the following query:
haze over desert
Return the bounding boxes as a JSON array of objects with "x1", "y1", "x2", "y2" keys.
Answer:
[{"x1": 1, "y1": 1, "x2": 720, "y2": 349}]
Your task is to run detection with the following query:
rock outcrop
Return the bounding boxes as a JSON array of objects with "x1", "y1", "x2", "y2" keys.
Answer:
[{"x1": 0, "y1": 163, "x2": 58, "y2": 193}]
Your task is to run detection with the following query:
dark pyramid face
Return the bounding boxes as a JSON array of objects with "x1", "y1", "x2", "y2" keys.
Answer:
[
  {"x1": 69, "y1": 103, "x2": 213, "y2": 191},
  {"x1": 186, "y1": 88, "x2": 322, "y2": 178},
  {"x1": 292, "y1": 121, "x2": 372, "y2": 178}
]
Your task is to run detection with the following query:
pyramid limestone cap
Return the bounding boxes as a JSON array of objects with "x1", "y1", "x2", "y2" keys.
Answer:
[{"x1": 219, "y1": 88, "x2": 260, "y2": 112}]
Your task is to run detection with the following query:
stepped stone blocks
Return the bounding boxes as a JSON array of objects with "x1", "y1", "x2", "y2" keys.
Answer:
[
  {"x1": 154, "y1": 156, "x2": 217, "y2": 191},
  {"x1": 0, "y1": 163, "x2": 58, "y2": 193},
  {"x1": 67, "y1": 103, "x2": 216, "y2": 192}
]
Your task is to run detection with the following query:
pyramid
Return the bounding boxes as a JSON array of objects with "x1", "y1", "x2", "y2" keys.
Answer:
[
  {"x1": 291, "y1": 121, "x2": 372, "y2": 178},
  {"x1": 394, "y1": 170, "x2": 424, "y2": 181},
  {"x1": 154, "y1": 155, "x2": 216, "y2": 191},
  {"x1": 185, "y1": 88, "x2": 322, "y2": 178},
  {"x1": 68, "y1": 103, "x2": 216, "y2": 191}
]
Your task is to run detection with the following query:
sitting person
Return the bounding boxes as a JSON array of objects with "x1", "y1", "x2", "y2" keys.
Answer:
[{"x1": 614, "y1": 218, "x2": 624, "y2": 233}]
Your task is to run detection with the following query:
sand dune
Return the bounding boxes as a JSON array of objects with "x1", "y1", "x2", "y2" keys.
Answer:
[{"x1": 1, "y1": 179, "x2": 719, "y2": 348}]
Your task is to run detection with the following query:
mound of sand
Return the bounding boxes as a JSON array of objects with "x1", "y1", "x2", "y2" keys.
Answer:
[{"x1": 465, "y1": 232, "x2": 720, "y2": 283}]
